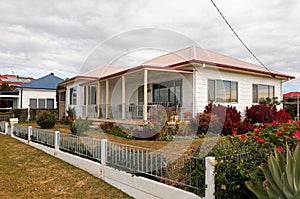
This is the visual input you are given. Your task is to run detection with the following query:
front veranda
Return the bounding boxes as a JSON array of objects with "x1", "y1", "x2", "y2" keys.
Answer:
[{"x1": 82, "y1": 67, "x2": 194, "y2": 123}]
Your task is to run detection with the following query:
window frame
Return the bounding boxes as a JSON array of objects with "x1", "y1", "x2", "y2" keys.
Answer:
[
  {"x1": 208, "y1": 79, "x2": 238, "y2": 103},
  {"x1": 152, "y1": 79, "x2": 182, "y2": 106},
  {"x1": 252, "y1": 84, "x2": 275, "y2": 103},
  {"x1": 70, "y1": 87, "x2": 77, "y2": 105},
  {"x1": 29, "y1": 98, "x2": 55, "y2": 108}
]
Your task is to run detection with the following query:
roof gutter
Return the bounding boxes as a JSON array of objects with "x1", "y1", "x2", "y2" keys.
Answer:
[{"x1": 167, "y1": 59, "x2": 295, "y2": 80}]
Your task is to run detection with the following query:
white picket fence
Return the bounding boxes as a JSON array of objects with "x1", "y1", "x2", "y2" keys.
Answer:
[{"x1": 0, "y1": 121, "x2": 216, "y2": 199}]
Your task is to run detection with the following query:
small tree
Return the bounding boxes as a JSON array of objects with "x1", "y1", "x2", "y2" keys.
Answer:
[{"x1": 0, "y1": 83, "x2": 11, "y2": 91}]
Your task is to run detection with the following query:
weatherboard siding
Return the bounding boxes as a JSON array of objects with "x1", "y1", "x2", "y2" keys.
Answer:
[
  {"x1": 21, "y1": 89, "x2": 57, "y2": 109},
  {"x1": 194, "y1": 66, "x2": 283, "y2": 116}
]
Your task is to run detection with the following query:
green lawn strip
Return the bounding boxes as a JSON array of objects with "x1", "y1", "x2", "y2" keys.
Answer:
[{"x1": 0, "y1": 134, "x2": 132, "y2": 199}]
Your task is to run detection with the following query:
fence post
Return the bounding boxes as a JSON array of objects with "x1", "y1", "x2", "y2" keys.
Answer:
[
  {"x1": 28, "y1": 126, "x2": 32, "y2": 143},
  {"x1": 5, "y1": 122, "x2": 9, "y2": 134},
  {"x1": 101, "y1": 139, "x2": 107, "y2": 165},
  {"x1": 10, "y1": 123, "x2": 14, "y2": 137},
  {"x1": 54, "y1": 131, "x2": 60, "y2": 151},
  {"x1": 205, "y1": 156, "x2": 215, "y2": 199}
]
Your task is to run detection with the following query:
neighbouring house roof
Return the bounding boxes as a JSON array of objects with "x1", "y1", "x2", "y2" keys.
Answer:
[
  {"x1": 142, "y1": 46, "x2": 294, "y2": 79},
  {"x1": 0, "y1": 74, "x2": 35, "y2": 87},
  {"x1": 283, "y1": 92, "x2": 300, "y2": 98},
  {"x1": 17, "y1": 73, "x2": 64, "y2": 90}
]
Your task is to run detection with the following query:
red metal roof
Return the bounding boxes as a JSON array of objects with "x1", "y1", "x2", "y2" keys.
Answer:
[{"x1": 283, "y1": 92, "x2": 300, "y2": 98}]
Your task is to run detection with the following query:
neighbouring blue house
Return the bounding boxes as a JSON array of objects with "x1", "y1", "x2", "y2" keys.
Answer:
[{"x1": 15, "y1": 73, "x2": 64, "y2": 109}]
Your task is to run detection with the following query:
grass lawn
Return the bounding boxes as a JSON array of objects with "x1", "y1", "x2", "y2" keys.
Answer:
[
  {"x1": 0, "y1": 134, "x2": 132, "y2": 198},
  {"x1": 18, "y1": 122, "x2": 217, "y2": 156},
  {"x1": 20, "y1": 122, "x2": 71, "y2": 134}
]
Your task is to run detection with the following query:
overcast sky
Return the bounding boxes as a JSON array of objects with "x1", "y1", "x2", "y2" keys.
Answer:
[{"x1": 0, "y1": 0, "x2": 299, "y2": 92}]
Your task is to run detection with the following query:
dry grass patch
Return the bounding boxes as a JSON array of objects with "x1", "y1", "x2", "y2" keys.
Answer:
[
  {"x1": 85, "y1": 129, "x2": 214, "y2": 156},
  {"x1": 20, "y1": 122, "x2": 71, "y2": 134},
  {"x1": 0, "y1": 134, "x2": 132, "y2": 199}
]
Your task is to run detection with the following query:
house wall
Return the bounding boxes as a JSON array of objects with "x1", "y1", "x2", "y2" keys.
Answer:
[
  {"x1": 193, "y1": 66, "x2": 283, "y2": 116},
  {"x1": 65, "y1": 80, "x2": 86, "y2": 118},
  {"x1": 182, "y1": 73, "x2": 194, "y2": 114},
  {"x1": 21, "y1": 89, "x2": 57, "y2": 109}
]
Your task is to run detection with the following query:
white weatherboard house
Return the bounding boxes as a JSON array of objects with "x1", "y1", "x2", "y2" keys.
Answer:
[
  {"x1": 59, "y1": 46, "x2": 294, "y2": 122},
  {"x1": 16, "y1": 73, "x2": 64, "y2": 109}
]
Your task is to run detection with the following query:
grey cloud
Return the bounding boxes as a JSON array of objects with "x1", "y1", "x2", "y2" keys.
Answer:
[{"x1": 0, "y1": 0, "x2": 299, "y2": 91}]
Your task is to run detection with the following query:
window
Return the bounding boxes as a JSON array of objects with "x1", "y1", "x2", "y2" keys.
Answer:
[
  {"x1": 29, "y1": 98, "x2": 55, "y2": 108},
  {"x1": 38, "y1": 99, "x2": 46, "y2": 108},
  {"x1": 252, "y1": 84, "x2": 274, "y2": 103},
  {"x1": 29, "y1": 99, "x2": 37, "y2": 108},
  {"x1": 153, "y1": 80, "x2": 182, "y2": 106},
  {"x1": 208, "y1": 79, "x2": 238, "y2": 103},
  {"x1": 89, "y1": 86, "x2": 97, "y2": 105},
  {"x1": 47, "y1": 99, "x2": 54, "y2": 109},
  {"x1": 84, "y1": 86, "x2": 97, "y2": 105},
  {"x1": 70, "y1": 87, "x2": 77, "y2": 105},
  {"x1": 59, "y1": 92, "x2": 66, "y2": 102}
]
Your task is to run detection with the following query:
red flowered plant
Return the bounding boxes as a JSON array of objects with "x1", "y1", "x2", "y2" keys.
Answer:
[
  {"x1": 246, "y1": 104, "x2": 275, "y2": 124},
  {"x1": 203, "y1": 103, "x2": 241, "y2": 135},
  {"x1": 228, "y1": 121, "x2": 300, "y2": 152},
  {"x1": 274, "y1": 109, "x2": 292, "y2": 123}
]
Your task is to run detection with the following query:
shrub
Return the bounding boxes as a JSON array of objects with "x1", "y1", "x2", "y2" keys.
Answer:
[
  {"x1": 198, "y1": 103, "x2": 241, "y2": 135},
  {"x1": 148, "y1": 105, "x2": 168, "y2": 132},
  {"x1": 219, "y1": 105, "x2": 241, "y2": 135},
  {"x1": 36, "y1": 111, "x2": 56, "y2": 129},
  {"x1": 210, "y1": 138, "x2": 268, "y2": 199},
  {"x1": 184, "y1": 137, "x2": 269, "y2": 198},
  {"x1": 60, "y1": 116, "x2": 73, "y2": 125},
  {"x1": 70, "y1": 118, "x2": 89, "y2": 136},
  {"x1": 237, "y1": 120, "x2": 254, "y2": 134},
  {"x1": 274, "y1": 109, "x2": 292, "y2": 123},
  {"x1": 246, "y1": 104, "x2": 275, "y2": 124},
  {"x1": 191, "y1": 113, "x2": 221, "y2": 135},
  {"x1": 66, "y1": 107, "x2": 76, "y2": 119},
  {"x1": 185, "y1": 121, "x2": 300, "y2": 198},
  {"x1": 244, "y1": 121, "x2": 300, "y2": 151},
  {"x1": 100, "y1": 122, "x2": 129, "y2": 138},
  {"x1": 177, "y1": 122, "x2": 193, "y2": 136}
]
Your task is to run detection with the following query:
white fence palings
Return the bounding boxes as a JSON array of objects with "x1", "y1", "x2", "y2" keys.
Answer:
[{"x1": 10, "y1": 123, "x2": 213, "y2": 198}]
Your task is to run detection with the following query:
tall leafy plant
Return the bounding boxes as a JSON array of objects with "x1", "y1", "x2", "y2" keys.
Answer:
[{"x1": 246, "y1": 143, "x2": 300, "y2": 199}]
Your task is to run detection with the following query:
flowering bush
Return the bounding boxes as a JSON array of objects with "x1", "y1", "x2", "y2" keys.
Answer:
[
  {"x1": 199, "y1": 103, "x2": 241, "y2": 135},
  {"x1": 244, "y1": 121, "x2": 300, "y2": 151},
  {"x1": 190, "y1": 113, "x2": 221, "y2": 135},
  {"x1": 186, "y1": 120, "x2": 300, "y2": 198},
  {"x1": 36, "y1": 111, "x2": 56, "y2": 129},
  {"x1": 274, "y1": 109, "x2": 292, "y2": 123},
  {"x1": 216, "y1": 105, "x2": 241, "y2": 135},
  {"x1": 100, "y1": 122, "x2": 130, "y2": 138},
  {"x1": 246, "y1": 104, "x2": 275, "y2": 124},
  {"x1": 237, "y1": 120, "x2": 254, "y2": 134}
]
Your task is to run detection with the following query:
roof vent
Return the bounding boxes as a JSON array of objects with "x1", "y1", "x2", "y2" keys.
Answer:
[{"x1": 50, "y1": 73, "x2": 54, "y2": 75}]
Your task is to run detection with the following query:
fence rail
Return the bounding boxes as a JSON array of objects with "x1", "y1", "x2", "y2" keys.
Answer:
[
  {"x1": 31, "y1": 128, "x2": 55, "y2": 147},
  {"x1": 59, "y1": 133, "x2": 102, "y2": 162},
  {"x1": 13, "y1": 125, "x2": 28, "y2": 139},
  {"x1": 106, "y1": 141, "x2": 205, "y2": 191}
]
